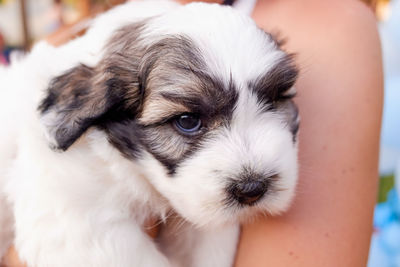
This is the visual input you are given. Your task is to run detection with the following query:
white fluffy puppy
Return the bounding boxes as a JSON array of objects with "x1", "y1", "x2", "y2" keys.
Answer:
[{"x1": 0, "y1": 1, "x2": 299, "y2": 266}]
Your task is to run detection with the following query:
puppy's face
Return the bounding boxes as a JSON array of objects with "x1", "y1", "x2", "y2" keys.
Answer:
[{"x1": 40, "y1": 3, "x2": 299, "y2": 228}]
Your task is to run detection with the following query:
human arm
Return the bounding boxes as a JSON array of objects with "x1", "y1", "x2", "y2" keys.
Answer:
[{"x1": 235, "y1": 0, "x2": 383, "y2": 266}]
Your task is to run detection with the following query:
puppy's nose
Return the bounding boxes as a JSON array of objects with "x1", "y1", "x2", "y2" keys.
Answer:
[{"x1": 231, "y1": 180, "x2": 267, "y2": 205}]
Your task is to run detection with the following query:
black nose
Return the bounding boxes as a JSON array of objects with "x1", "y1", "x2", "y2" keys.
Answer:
[{"x1": 231, "y1": 180, "x2": 268, "y2": 205}]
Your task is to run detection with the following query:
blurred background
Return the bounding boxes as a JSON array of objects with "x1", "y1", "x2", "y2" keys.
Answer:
[
  {"x1": 369, "y1": 1, "x2": 400, "y2": 266},
  {"x1": 0, "y1": 0, "x2": 125, "y2": 55},
  {"x1": 0, "y1": 0, "x2": 399, "y2": 265}
]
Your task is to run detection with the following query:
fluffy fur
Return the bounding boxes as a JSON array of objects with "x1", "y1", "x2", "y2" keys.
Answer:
[{"x1": 0, "y1": 1, "x2": 299, "y2": 266}]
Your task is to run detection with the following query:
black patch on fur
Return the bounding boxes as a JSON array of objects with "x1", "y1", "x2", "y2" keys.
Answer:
[
  {"x1": 38, "y1": 62, "x2": 140, "y2": 151},
  {"x1": 38, "y1": 64, "x2": 104, "y2": 151},
  {"x1": 159, "y1": 84, "x2": 238, "y2": 123},
  {"x1": 39, "y1": 65, "x2": 94, "y2": 114},
  {"x1": 99, "y1": 119, "x2": 143, "y2": 159},
  {"x1": 250, "y1": 54, "x2": 298, "y2": 106}
]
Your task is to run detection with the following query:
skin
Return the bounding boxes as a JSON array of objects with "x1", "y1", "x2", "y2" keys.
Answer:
[
  {"x1": 237, "y1": 1, "x2": 382, "y2": 266},
  {"x1": 2, "y1": 0, "x2": 382, "y2": 266}
]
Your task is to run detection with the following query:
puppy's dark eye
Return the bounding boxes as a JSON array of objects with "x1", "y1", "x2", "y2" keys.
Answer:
[{"x1": 174, "y1": 113, "x2": 202, "y2": 135}]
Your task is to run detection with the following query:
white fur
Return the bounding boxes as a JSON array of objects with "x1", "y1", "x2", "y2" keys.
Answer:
[{"x1": 0, "y1": 1, "x2": 298, "y2": 266}]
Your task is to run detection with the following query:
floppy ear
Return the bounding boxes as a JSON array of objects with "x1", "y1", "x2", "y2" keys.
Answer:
[
  {"x1": 38, "y1": 21, "x2": 149, "y2": 151},
  {"x1": 39, "y1": 59, "x2": 141, "y2": 151},
  {"x1": 38, "y1": 64, "x2": 112, "y2": 150}
]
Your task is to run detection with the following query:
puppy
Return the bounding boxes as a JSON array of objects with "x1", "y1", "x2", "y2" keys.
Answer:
[{"x1": 0, "y1": 1, "x2": 299, "y2": 266}]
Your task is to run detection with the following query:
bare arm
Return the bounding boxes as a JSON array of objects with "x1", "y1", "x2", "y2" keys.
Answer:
[{"x1": 236, "y1": 0, "x2": 383, "y2": 266}]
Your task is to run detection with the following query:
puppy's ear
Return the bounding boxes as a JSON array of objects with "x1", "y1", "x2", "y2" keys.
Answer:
[
  {"x1": 39, "y1": 60, "x2": 141, "y2": 151},
  {"x1": 38, "y1": 21, "x2": 148, "y2": 151}
]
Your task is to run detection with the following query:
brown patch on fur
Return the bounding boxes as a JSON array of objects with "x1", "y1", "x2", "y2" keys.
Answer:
[{"x1": 139, "y1": 98, "x2": 189, "y2": 126}]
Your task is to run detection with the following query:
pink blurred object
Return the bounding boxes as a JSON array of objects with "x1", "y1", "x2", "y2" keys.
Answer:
[
  {"x1": 0, "y1": 31, "x2": 7, "y2": 65},
  {"x1": 0, "y1": 56, "x2": 7, "y2": 65}
]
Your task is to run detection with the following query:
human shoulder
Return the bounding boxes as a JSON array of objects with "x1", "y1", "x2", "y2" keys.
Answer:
[{"x1": 252, "y1": 0, "x2": 381, "y2": 77}]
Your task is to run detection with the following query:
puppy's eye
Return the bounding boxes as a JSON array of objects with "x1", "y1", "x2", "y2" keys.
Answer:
[{"x1": 174, "y1": 113, "x2": 202, "y2": 135}]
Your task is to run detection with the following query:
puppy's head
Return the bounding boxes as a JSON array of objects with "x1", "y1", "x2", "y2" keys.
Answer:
[{"x1": 39, "y1": 3, "x2": 299, "y2": 228}]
